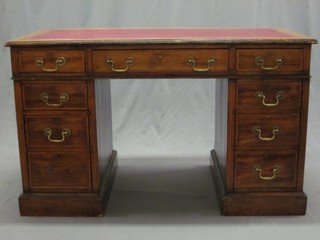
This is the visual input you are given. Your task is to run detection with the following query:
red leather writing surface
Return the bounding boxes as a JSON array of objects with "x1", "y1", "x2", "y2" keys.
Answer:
[{"x1": 26, "y1": 28, "x2": 293, "y2": 41}]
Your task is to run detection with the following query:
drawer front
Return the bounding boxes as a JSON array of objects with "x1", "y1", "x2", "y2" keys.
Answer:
[
  {"x1": 236, "y1": 114, "x2": 300, "y2": 147},
  {"x1": 25, "y1": 116, "x2": 89, "y2": 148},
  {"x1": 236, "y1": 49, "x2": 304, "y2": 74},
  {"x1": 28, "y1": 152, "x2": 91, "y2": 192},
  {"x1": 22, "y1": 82, "x2": 88, "y2": 110},
  {"x1": 234, "y1": 150, "x2": 297, "y2": 189},
  {"x1": 18, "y1": 50, "x2": 85, "y2": 73},
  {"x1": 236, "y1": 80, "x2": 302, "y2": 109},
  {"x1": 93, "y1": 49, "x2": 228, "y2": 75}
]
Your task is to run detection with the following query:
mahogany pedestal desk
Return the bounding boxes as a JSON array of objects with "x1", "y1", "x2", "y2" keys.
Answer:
[{"x1": 6, "y1": 28, "x2": 317, "y2": 216}]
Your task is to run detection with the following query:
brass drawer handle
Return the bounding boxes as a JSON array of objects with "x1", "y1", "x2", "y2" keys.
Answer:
[
  {"x1": 40, "y1": 92, "x2": 69, "y2": 107},
  {"x1": 255, "y1": 56, "x2": 284, "y2": 70},
  {"x1": 186, "y1": 57, "x2": 215, "y2": 72},
  {"x1": 35, "y1": 57, "x2": 66, "y2": 72},
  {"x1": 252, "y1": 125, "x2": 280, "y2": 141},
  {"x1": 254, "y1": 164, "x2": 281, "y2": 180},
  {"x1": 106, "y1": 57, "x2": 135, "y2": 72},
  {"x1": 255, "y1": 91, "x2": 285, "y2": 107},
  {"x1": 43, "y1": 128, "x2": 71, "y2": 143}
]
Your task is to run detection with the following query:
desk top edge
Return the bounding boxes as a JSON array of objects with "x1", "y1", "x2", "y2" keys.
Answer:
[{"x1": 6, "y1": 28, "x2": 317, "y2": 46}]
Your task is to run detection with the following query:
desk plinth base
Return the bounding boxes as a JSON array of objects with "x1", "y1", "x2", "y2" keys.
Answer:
[
  {"x1": 18, "y1": 150, "x2": 118, "y2": 217},
  {"x1": 210, "y1": 150, "x2": 307, "y2": 216}
]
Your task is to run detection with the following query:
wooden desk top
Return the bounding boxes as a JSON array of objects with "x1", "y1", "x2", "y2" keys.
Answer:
[{"x1": 6, "y1": 28, "x2": 317, "y2": 46}]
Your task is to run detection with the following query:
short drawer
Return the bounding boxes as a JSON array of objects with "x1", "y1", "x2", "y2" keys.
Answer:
[
  {"x1": 236, "y1": 114, "x2": 300, "y2": 147},
  {"x1": 234, "y1": 150, "x2": 297, "y2": 189},
  {"x1": 18, "y1": 50, "x2": 85, "y2": 73},
  {"x1": 22, "y1": 82, "x2": 88, "y2": 110},
  {"x1": 28, "y1": 152, "x2": 91, "y2": 192},
  {"x1": 236, "y1": 48, "x2": 304, "y2": 74},
  {"x1": 25, "y1": 116, "x2": 89, "y2": 148},
  {"x1": 93, "y1": 49, "x2": 228, "y2": 75},
  {"x1": 236, "y1": 80, "x2": 302, "y2": 109}
]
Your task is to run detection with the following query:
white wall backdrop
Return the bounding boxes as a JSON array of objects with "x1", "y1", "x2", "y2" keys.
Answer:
[{"x1": 0, "y1": 1, "x2": 320, "y2": 240}]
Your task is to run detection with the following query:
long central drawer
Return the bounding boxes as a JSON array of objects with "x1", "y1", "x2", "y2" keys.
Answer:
[{"x1": 92, "y1": 49, "x2": 228, "y2": 75}]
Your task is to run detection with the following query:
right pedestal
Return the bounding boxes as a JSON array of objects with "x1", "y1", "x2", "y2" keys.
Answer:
[{"x1": 212, "y1": 76, "x2": 309, "y2": 215}]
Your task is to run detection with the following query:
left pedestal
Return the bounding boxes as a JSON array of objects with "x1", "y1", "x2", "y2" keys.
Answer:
[{"x1": 13, "y1": 77, "x2": 116, "y2": 216}]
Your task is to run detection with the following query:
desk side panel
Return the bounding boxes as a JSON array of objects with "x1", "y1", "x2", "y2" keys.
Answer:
[
  {"x1": 89, "y1": 80, "x2": 113, "y2": 192},
  {"x1": 214, "y1": 78, "x2": 229, "y2": 186}
]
